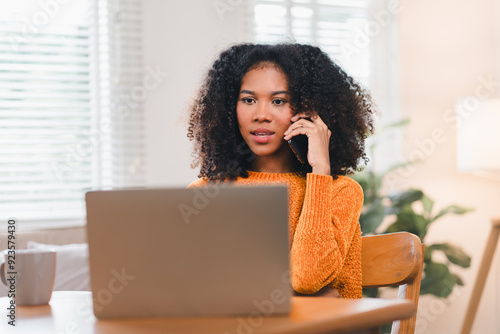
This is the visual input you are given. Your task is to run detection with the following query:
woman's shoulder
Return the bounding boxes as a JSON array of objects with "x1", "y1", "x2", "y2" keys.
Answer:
[
  {"x1": 335, "y1": 175, "x2": 361, "y2": 186},
  {"x1": 333, "y1": 175, "x2": 363, "y2": 197}
]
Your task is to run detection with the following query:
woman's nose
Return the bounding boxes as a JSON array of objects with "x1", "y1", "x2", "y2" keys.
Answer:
[{"x1": 253, "y1": 103, "x2": 272, "y2": 122}]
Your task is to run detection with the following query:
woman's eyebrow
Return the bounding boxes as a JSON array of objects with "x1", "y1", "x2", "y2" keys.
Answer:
[
  {"x1": 271, "y1": 90, "x2": 290, "y2": 96},
  {"x1": 239, "y1": 90, "x2": 290, "y2": 95}
]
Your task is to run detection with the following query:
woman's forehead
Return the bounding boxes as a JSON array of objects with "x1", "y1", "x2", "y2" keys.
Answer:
[{"x1": 240, "y1": 66, "x2": 289, "y2": 92}]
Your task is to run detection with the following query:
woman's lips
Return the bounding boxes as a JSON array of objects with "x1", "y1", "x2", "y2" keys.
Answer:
[{"x1": 251, "y1": 129, "x2": 275, "y2": 144}]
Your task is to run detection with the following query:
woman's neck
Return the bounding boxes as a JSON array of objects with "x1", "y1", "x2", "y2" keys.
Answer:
[{"x1": 250, "y1": 152, "x2": 295, "y2": 173}]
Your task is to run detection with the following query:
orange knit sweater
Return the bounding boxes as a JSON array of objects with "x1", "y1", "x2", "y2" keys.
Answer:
[{"x1": 188, "y1": 171, "x2": 363, "y2": 298}]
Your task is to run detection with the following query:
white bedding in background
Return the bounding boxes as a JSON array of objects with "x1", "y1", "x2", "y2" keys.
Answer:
[{"x1": 0, "y1": 242, "x2": 90, "y2": 297}]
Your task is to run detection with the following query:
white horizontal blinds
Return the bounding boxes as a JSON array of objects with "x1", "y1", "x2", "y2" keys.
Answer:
[
  {"x1": 251, "y1": 0, "x2": 370, "y2": 86},
  {"x1": 91, "y1": 0, "x2": 145, "y2": 190},
  {"x1": 0, "y1": 0, "x2": 145, "y2": 224},
  {"x1": 315, "y1": 1, "x2": 370, "y2": 85},
  {"x1": 0, "y1": 5, "x2": 92, "y2": 221}
]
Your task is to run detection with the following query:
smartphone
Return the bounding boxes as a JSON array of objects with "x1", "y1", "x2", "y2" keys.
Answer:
[{"x1": 288, "y1": 135, "x2": 309, "y2": 166}]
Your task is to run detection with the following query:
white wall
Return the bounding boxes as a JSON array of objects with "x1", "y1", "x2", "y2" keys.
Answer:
[
  {"x1": 397, "y1": 0, "x2": 500, "y2": 333},
  {"x1": 142, "y1": 1, "x2": 500, "y2": 333},
  {"x1": 142, "y1": 0, "x2": 248, "y2": 187}
]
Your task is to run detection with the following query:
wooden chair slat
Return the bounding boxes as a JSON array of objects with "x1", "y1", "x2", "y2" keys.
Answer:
[{"x1": 362, "y1": 232, "x2": 424, "y2": 334}]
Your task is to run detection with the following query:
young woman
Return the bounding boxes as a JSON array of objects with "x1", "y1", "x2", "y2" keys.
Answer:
[{"x1": 187, "y1": 43, "x2": 375, "y2": 298}]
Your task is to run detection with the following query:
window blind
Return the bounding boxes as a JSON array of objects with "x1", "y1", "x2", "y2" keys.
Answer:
[
  {"x1": 249, "y1": 0, "x2": 371, "y2": 86},
  {"x1": 0, "y1": 0, "x2": 145, "y2": 225}
]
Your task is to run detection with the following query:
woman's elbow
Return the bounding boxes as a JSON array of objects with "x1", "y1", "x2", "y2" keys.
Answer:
[{"x1": 291, "y1": 271, "x2": 326, "y2": 294}]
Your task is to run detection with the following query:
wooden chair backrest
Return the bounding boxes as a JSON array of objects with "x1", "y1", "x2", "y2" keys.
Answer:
[{"x1": 361, "y1": 232, "x2": 425, "y2": 334}]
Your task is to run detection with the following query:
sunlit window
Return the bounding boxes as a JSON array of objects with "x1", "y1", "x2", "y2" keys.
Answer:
[
  {"x1": 251, "y1": 0, "x2": 371, "y2": 86},
  {"x1": 0, "y1": 0, "x2": 145, "y2": 226}
]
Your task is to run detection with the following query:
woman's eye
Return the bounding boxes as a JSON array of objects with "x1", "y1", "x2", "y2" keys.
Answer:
[
  {"x1": 241, "y1": 97, "x2": 255, "y2": 104},
  {"x1": 273, "y1": 99, "x2": 287, "y2": 106}
]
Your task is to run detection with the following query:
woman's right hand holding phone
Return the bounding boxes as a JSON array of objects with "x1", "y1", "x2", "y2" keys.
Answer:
[{"x1": 284, "y1": 112, "x2": 332, "y2": 175}]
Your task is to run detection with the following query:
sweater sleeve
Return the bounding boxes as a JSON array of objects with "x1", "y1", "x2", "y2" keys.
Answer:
[{"x1": 290, "y1": 173, "x2": 364, "y2": 294}]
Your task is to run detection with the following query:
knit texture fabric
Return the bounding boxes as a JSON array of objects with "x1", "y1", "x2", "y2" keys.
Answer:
[{"x1": 188, "y1": 171, "x2": 363, "y2": 298}]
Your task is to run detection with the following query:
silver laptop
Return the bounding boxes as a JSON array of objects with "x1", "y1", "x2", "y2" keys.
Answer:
[{"x1": 85, "y1": 185, "x2": 291, "y2": 318}]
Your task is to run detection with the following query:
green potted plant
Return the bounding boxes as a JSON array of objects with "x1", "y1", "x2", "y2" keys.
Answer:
[{"x1": 352, "y1": 119, "x2": 473, "y2": 298}]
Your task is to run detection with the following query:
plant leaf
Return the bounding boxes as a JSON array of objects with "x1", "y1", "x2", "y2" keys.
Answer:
[
  {"x1": 385, "y1": 206, "x2": 401, "y2": 216},
  {"x1": 384, "y1": 212, "x2": 427, "y2": 239},
  {"x1": 452, "y1": 273, "x2": 465, "y2": 286},
  {"x1": 387, "y1": 189, "x2": 423, "y2": 208},
  {"x1": 431, "y1": 205, "x2": 475, "y2": 223},
  {"x1": 420, "y1": 262, "x2": 455, "y2": 297},
  {"x1": 421, "y1": 194, "x2": 434, "y2": 219},
  {"x1": 360, "y1": 199, "x2": 385, "y2": 234},
  {"x1": 423, "y1": 248, "x2": 432, "y2": 262},
  {"x1": 428, "y1": 243, "x2": 471, "y2": 268}
]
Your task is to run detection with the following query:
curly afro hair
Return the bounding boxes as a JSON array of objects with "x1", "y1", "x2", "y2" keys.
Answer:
[{"x1": 187, "y1": 43, "x2": 375, "y2": 181}]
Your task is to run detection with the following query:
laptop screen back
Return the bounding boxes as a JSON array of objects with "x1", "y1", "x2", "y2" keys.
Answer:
[{"x1": 85, "y1": 185, "x2": 291, "y2": 318}]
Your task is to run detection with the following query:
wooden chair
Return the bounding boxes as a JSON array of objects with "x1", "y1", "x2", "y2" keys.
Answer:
[{"x1": 362, "y1": 232, "x2": 425, "y2": 334}]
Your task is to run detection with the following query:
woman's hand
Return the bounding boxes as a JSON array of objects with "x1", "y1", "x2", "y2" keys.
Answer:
[{"x1": 284, "y1": 112, "x2": 332, "y2": 175}]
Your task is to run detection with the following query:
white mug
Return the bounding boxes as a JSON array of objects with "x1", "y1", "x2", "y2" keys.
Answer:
[{"x1": 0, "y1": 249, "x2": 56, "y2": 306}]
